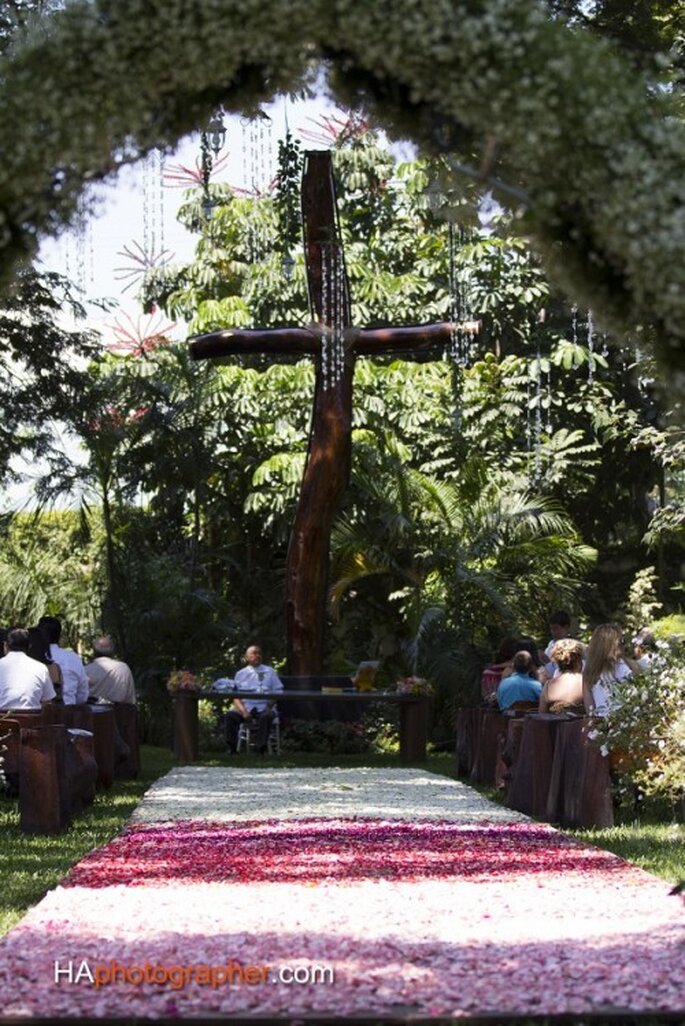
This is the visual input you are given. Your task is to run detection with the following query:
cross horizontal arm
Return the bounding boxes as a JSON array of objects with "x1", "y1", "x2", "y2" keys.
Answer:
[
  {"x1": 189, "y1": 322, "x2": 469, "y2": 361},
  {"x1": 189, "y1": 328, "x2": 320, "y2": 360},
  {"x1": 353, "y1": 323, "x2": 455, "y2": 355}
]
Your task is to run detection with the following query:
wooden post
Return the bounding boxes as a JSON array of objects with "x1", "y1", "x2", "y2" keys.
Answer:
[
  {"x1": 174, "y1": 692, "x2": 199, "y2": 763},
  {"x1": 398, "y1": 698, "x2": 428, "y2": 762}
]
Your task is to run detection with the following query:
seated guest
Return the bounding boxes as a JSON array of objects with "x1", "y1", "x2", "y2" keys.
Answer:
[
  {"x1": 496, "y1": 650, "x2": 543, "y2": 710},
  {"x1": 582, "y1": 623, "x2": 632, "y2": 717},
  {"x1": 85, "y1": 635, "x2": 136, "y2": 704},
  {"x1": 543, "y1": 609, "x2": 575, "y2": 678},
  {"x1": 27, "y1": 626, "x2": 62, "y2": 697},
  {"x1": 224, "y1": 644, "x2": 282, "y2": 754},
  {"x1": 632, "y1": 627, "x2": 657, "y2": 671},
  {"x1": 0, "y1": 627, "x2": 56, "y2": 709},
  {"x1": 38, "y1": 615, "x2": 89, "y2": 706},
  {"x1": 539, "y1": 638, "x2": 585, "y2": 714},
  {"x1": 500, "y1": 637, "x2": 548, "y2": 685},
  {"x1": 481, "y1": 636, "x2": 518, "y2": 700}
]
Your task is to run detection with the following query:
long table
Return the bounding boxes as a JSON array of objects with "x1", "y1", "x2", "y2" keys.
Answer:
[{"x1": 173, "y1": 689, "x2": 429, "y2": 763}]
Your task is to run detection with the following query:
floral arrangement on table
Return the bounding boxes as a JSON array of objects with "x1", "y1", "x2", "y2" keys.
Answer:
[
  {"x1": 166, "y1": 670, "x2": 203, "y2": 694},
  {"x1": 395, "y1": 675, "x2": 434, "y2": 697}
]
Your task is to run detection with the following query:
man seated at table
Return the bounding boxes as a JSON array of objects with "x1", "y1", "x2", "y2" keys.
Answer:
[
  {"x1": 224, "y1": 644, "x2": 283, "y2": 754},
  {"x1": 0, "y1": 627, "x2": 56, "y2": 709},
  {"x1": 496, "y1": 650, "x2": 543, "y2": 710}
]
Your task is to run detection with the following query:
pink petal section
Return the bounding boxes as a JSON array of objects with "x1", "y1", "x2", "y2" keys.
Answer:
[{"x1": 1, "y1": 769, "x2": 684, "y2": 1019}]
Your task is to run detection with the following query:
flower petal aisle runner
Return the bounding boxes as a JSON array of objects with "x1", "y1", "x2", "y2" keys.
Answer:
[{"x1": 1, "y1": 767, "x2": 684, "y2": 1018}]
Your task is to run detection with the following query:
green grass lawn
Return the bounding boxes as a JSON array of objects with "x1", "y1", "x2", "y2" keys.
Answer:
[
  {"x1": 1, "y1": 747, "x2": 682, "y2": 939},
  {"x1": 0, "y1": 744, "x2": 174, "y2": 936}
]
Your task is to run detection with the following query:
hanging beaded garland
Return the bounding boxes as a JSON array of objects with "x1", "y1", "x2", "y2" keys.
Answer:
[
  {"x1": 534, "y1": 338, "x2": 543, "y2": 484},
  {"x1": 587, "y1": 308, "x2": 595, "y2": 382},
  {"x1": 241, "y1": 113, "x2": 274, "y2": 263},
  {"x1": 143, "y1": 148, "x2": 165, "y2": 258},
  {"x1": 67, "y1": 192, "x2": 93, "y2": 301},
  {"x1": 447, "y1": 224, "x2": 479, "y2": 364},
  {"x1": 319, "y1": 242, "x2": 346, "y2": 391}
]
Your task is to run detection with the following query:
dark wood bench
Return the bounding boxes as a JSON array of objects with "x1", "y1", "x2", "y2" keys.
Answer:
[
  {"x1": 19, "y1": 724, "x2": 98, "y2": 834},
  {"x1": 42, "y1": 702, "x2": 115, "y2": 788},
  {"x1": 455, "y1": 705, "x2": 614, "y2": 829},
  {"x1": 112, "y1": 701, "x2": 140, "y2": 778},
  {"x1": 1, "y1": 710, "x2": 45, "y2": 794},
  {"x1": 0, "y1": 717, "x2": 98, "y2": 834}
]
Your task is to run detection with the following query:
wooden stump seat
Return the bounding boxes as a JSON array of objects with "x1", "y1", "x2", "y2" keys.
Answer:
[
  {"x1": 470, "y1": 708, "x2": 509, "y2": 786},
  {"x1": 18, "y1": 724, "x2": 97, "y2": 834},
  {"x1": 506, "y1": 713, "x2": 562, "y2": 818},
  {"x1": 456, "y1": 704, "x2": 614, "y2": 830},
  {"x1": 112, "y1": 702, "x2": 140, "y2": 779},
  {"x1": 42, "y1": 702, "x2": 115, "y2": 788}
]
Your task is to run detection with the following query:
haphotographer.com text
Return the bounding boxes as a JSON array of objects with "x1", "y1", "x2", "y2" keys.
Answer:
[{"x1": 54, "y1": 959, "x2": 335, "y2": 990}]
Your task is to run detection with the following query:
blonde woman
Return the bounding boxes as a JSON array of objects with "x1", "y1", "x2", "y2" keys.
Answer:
[
  {"x1": 539, "y1": 638, "x2": 585, "y2": 714},
  {"x1": 582, "y1": 624, "x2": 632, "y2": 717}
]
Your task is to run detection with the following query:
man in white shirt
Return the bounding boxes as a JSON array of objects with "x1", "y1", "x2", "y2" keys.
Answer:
[
  {"x1": 543, "y1": 610, "x2": 575, "y2": 679},
  {"x1": 0, "y1": 627, "x2": 55, "y2": 709},
  {"x1": 224, "y1": 644, "x2": 282, "y2": 753},
  {"x1": 85, "y1": 635, "x2": 136, "y2": 704},
  {"x1": 38, "y1": 616, "x2": 89, "y2": 705}
]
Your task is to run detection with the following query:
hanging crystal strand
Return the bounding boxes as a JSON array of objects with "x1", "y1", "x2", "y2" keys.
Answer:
[
  {"x1": 448, "y1": 223, "x2": 461, "y2": 363},
  {"x1": 74, "y1": 194, "x2": 88, "y2": 298},
  {"x1": 587, "y1": 308, "x2": 595, "y2": 383},
  {"x1": 321, "y1": 244, "x2": 330, "y2": 391},
  {"x1": 157, "y1": 149, "x2": 165, "y2": 256},
  {"x1": 534, "y1": 338, "x2": 543, "y2": 485},
  {"x1": 601, "y1": 331, "x2": 609, "y2": 358},
  {"x1": 461, "y1": 227, "x2": 475, "y2": 366},
  {"x1": 546, "y1": 357, "x2": 553, "y2": 434},
  {"x1": 141, "y1": 147, "x2": 168, "y2": 268},
  {"x1": 64, "y1": 236, "x2": 72, "y2": 286},
  {"x1": 260, "y1": 116, "x2": 274, "y2": 256},
  {"x1": 251, "y1": 121, "x2": 260, "y2": 262},
  {"x1": 524, "y1": 318, "x2": 532, "y2": 471},
  {"x1": 571, "y1": 303, "x2": 579, "y2": 367},
  {"x1": 335, "y1": 244, "x2": 345, "y2": 385}
]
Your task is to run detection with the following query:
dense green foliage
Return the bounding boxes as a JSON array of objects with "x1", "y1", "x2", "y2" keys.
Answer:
[
  {"x1": 0, "y1": 127, "x2": 680, "y2": 747},
  {"x1": 1, "y1": 1, "x2": 685, "y2": 394}
]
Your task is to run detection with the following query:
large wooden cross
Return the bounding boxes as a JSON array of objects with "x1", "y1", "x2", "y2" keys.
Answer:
[{"x1": 190, "y1": 151, "x2": 456, "y2": 674}]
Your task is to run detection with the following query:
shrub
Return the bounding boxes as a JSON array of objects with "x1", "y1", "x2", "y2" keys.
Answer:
[
  {"x1": 280, "y1": 718, "x2": 368, "y2": 755},
  {"x1": 589, "y1": 639, "x2": 685, "y2": 812}
]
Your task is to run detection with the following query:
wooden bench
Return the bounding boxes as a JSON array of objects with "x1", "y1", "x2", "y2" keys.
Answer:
[
  {"x1": 19, "y1": 724, "x2": 98, "y2": 834},
  {"x1": 0, "y1": 717, "x2": 98, "y2": 834},
  {"x1": 455, "y1": 705, "x2": 614, "y2": 829},
  {"x1": 112, "y1": 702, "x2": 140, "y2": 778},
  {"x1": 1, "y1": 710, "x2": 45, "y2": 794},
  {"x1": 42, "y1": 702, "x2": 115, "y2": 788}
]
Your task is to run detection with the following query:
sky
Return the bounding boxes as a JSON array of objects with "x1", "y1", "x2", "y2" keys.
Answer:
[
  {"x1": 7, "y1": 95, "x2": 348, "y2": 509},
  {"x1": 37, "y1": 95, "x2": 342, "y2": 342}
]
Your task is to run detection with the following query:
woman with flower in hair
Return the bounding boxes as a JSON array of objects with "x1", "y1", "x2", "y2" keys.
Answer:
[{"x1": 582, "y1": 624, "x2": 632, "y2": 717}]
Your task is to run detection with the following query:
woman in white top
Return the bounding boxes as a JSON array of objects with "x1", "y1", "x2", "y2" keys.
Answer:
[{"x1": 582, "y1": 623, "x2": 632, "y2": 717}]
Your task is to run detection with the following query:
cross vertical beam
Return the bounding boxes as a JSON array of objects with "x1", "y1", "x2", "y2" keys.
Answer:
[
  {"x1": 286, "y1": 152, "x2": 353, "y2": 673},
  {"x1": 189, "y1": 150, "x2": 456, "y2": 674}
]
